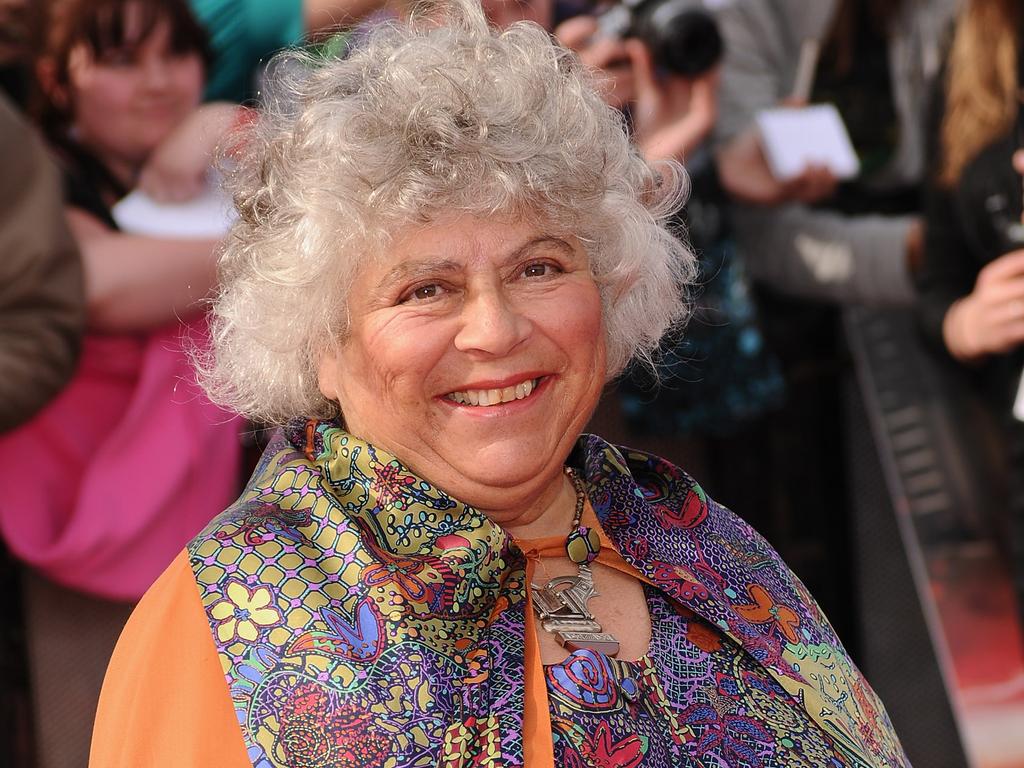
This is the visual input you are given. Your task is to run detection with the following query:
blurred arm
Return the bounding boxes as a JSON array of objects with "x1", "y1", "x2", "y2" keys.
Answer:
[
  {"x1": 0, "y1": 95, "x2": 85, "y2": 431},
  {"x1": 139, "y1": 102, "x2": 244, "y2": 202},
  {"x1": 555, "y1": 15, "x2": 720, "y2": 164},
  {"x1": 625, "y1": 40, "x2": 720, "y2": 163},
  {"x1": 731, "y1": 202, "x2": 916, "y2": 305},
  {"x1": 68, "y1": 208, "x2": 219, "y2": 333}
]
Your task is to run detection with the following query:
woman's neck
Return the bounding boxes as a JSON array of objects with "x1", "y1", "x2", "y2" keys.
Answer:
[{"x1": 487, "y1": 469, "x2": 578, "y2": 541}]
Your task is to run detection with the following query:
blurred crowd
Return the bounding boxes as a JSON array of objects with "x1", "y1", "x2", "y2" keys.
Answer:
[{"x1": 1, "y1": 0, "x2": 1022, "y2": 765}]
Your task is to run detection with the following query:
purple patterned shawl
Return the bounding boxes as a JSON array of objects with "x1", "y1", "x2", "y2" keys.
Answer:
[{"x1": 187, "y1": 419, "x2": 908, "y2": 767}]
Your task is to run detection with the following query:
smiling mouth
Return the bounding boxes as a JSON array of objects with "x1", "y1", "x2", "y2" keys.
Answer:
[{"x1": 445, "y1": 378, "x2": 542, "y2": 407}]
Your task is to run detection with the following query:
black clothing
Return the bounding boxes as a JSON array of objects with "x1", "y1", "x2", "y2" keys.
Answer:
[
  {"x1": 917, "y1": 112, "x2": 1024, "y2": 626},
  {"x1": 917, "y1": 131, "x2": 1024, "y2": 410},
  {"x1": 48, "y1": 135, "x2": 128, "y2": 231}
]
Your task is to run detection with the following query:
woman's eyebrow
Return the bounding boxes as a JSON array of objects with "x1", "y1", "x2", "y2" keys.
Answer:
[
  {"x1": 501, "y1": 236, "x2": 575, "y2": 266},
  {"x1": 375, "y1": 258, "x2": 463, "y2": 291},
  {"x1": 374, "y1": 236, "x2": 574, "y2": 291}
]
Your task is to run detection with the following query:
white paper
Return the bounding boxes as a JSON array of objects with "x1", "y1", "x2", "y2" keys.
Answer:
[
  {"x1": 112, "y1": 184, "x2": 237, "y2": 239},
  {"x1": 755, "y1": 103, "x2": 860, "y2": 182}
]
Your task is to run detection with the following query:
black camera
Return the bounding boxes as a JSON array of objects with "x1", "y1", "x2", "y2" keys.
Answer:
[
  {"x1": 985, "y1": 192, "x2": 1024, "y2": 254},
  {"x1": 596, "y1": 0, "x2": 724, "y2": 77}
]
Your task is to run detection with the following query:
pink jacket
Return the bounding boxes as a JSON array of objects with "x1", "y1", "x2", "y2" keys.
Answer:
[{"x1": 0, "y1": 320, "x2": 241, "y2": 600}]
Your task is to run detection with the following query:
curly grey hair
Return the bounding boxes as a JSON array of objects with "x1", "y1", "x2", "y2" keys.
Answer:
[{"x1": 201, "y1": 0, "x2": 695, "y2": 423}]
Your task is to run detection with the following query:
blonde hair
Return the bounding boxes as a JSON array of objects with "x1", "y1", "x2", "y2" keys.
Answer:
[
  {"x1": 200, "y1": 0, "x2": 695, "y2": 423},
  {"x1": 939, "y1": 0, "x2": 1021, "y2": 186}
]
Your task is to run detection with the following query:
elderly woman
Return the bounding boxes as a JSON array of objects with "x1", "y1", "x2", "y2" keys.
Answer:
[{"x1": 90, "y1": 2, "x2": 909, "y2": 766}]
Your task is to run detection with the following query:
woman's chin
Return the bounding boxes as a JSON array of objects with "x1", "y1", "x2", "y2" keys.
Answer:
[{"x1": 423, "y1": 440, "x2": 569, "y2": 508}]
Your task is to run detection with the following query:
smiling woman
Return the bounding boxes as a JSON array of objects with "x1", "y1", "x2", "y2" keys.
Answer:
[
  {"x1": 316, "y1": 216, "x2": 607, "y2": 518},
  {"x1": 90, "y1": 1, "x2": 911, "y2": 766}
]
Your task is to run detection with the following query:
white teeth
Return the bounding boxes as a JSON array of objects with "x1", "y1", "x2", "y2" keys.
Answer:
[{"x1": 447, "y1": 378, "x2": 540, "y2": 407}]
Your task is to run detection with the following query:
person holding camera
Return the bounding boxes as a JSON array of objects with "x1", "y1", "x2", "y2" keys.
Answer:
[
  {"x1": 921, "y1": 0, "x2": 1024, "y2": 370},
  {"x1": 915, "y1": 0, "x2": 1024, "y2": 619},
  {"x1": 555, "y1": 0, "x2": 721, "y2": 163}
]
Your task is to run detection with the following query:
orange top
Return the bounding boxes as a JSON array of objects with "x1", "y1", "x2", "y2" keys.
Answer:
[
  {"x1": 517, "y1": 501, "x2": 650, "y2": 768},
  {"x1": 90, "y1": 505, "x2": 645, "y2": 767},
  {"x1": 89, "y1": 550, "x2": 250, "y2": 768}
]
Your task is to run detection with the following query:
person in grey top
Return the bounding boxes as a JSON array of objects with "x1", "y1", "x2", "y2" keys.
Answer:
[{"x1": 711, "y1": 0, "x2": 959, "y2": 305}]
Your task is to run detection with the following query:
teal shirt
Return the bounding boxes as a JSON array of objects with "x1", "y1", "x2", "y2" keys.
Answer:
[{"x1": 190, "y1": 0, "x2": 305, "y2": 103}]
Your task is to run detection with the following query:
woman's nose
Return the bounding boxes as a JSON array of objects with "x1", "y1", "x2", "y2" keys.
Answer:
[
  {"x1": 453, "y1": 288, "x2": 531, "y2": 357},
  {"x1": 140, "y1": 56, "x2": 172, "y2": 90}
]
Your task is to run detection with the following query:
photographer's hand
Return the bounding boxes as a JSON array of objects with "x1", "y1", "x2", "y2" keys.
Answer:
[
  {"x1": 556, "y1": 15, "x2": 636, "y2": 110},
  {"x1": 625, "y1": 39, "x2": 719, "y2": 162},
  {"x1": 943, "y1": 250, "x2": 1024, "y2": 361},
  {"x1": 556, "y1": 16, "x2": 720, "y2": 163}
]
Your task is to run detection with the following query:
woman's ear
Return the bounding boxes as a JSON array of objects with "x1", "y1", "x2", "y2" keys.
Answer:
[
  {"x1": 316, "y1": 348, "x2": 341, "y2": 403},
  {"x1": 317, "y1": 350, "x2": 348, "y2": 424}
]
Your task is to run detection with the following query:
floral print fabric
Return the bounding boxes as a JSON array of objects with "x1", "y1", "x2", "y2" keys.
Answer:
[
  {"x1": 186, "y1": 419, "x2": 908, "y2": 767},
  {"x1": 546, "y1": 587, "x2": 849, "y2": 767}
]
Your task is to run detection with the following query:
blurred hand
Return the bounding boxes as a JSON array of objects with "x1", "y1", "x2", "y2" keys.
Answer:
[
  {"x1": 556, "y1": 15, "x2": 720, "y2": 162},
  {"x1": 1013, "y1": 149, "x2": 1024, "y2": 176},
  {"x1": 139, "y1": 102, "x2": 241, "y2": 203},
  {"x1": 716, "y1": 124, "x2": 838, "y2": 206},
  {"x1": 625, "y1": 40, "x2": 719, "y2": 161},
  {"x1": 943, "y1": 249, "x2": 1024, "y2": 360},
  {"x1": 780, "y1": 163, "x2": 838, "y2": 204},
  {"x1": 556, "y1": 15, "x2": 636, "y2": 109}
]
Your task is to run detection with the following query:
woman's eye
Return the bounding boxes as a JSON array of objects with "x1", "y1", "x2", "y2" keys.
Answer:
[
  {"x1": 402, "y1": 283, "x2": 444, "y2": 303},
  {"x1": 522, "y1": 262, "x2": 559, "y2": 278}
]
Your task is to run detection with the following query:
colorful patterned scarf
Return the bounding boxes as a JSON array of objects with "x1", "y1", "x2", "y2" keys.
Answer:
[{"x1": 188, "y1": 419, "x2": 907, "y2": 767}]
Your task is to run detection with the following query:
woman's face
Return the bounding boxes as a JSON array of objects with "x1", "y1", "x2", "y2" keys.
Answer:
[
  {"x1": 318, "y1": 215, "x2": 607, "y2": 514},
  {"x1": 65, "y1": 9, "x2": 203, "y2": 171}
]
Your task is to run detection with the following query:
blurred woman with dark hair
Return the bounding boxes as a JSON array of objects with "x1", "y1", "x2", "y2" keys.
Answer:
[{"x1": 0, "y1": 0, "x2": 243, "y2": 762}]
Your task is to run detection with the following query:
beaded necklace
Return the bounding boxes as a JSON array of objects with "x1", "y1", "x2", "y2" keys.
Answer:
[{"x1": 528, "y1": 467, "x2": 620, "y2": 656}]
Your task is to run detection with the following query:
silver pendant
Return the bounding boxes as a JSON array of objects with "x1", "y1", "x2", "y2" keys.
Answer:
[{"x1": 530, "y1": 565, "x2": 620, "y2": 656}]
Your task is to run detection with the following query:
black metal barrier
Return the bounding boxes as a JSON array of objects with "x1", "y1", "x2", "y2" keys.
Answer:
[{"x1": 844, "y1": 306, "x2": 1024, "y2": 768}]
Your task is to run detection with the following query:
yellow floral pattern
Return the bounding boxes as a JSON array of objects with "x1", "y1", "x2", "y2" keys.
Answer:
[{"x1": 210, "y1": 580, "x2": 283, "y2": 643}]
